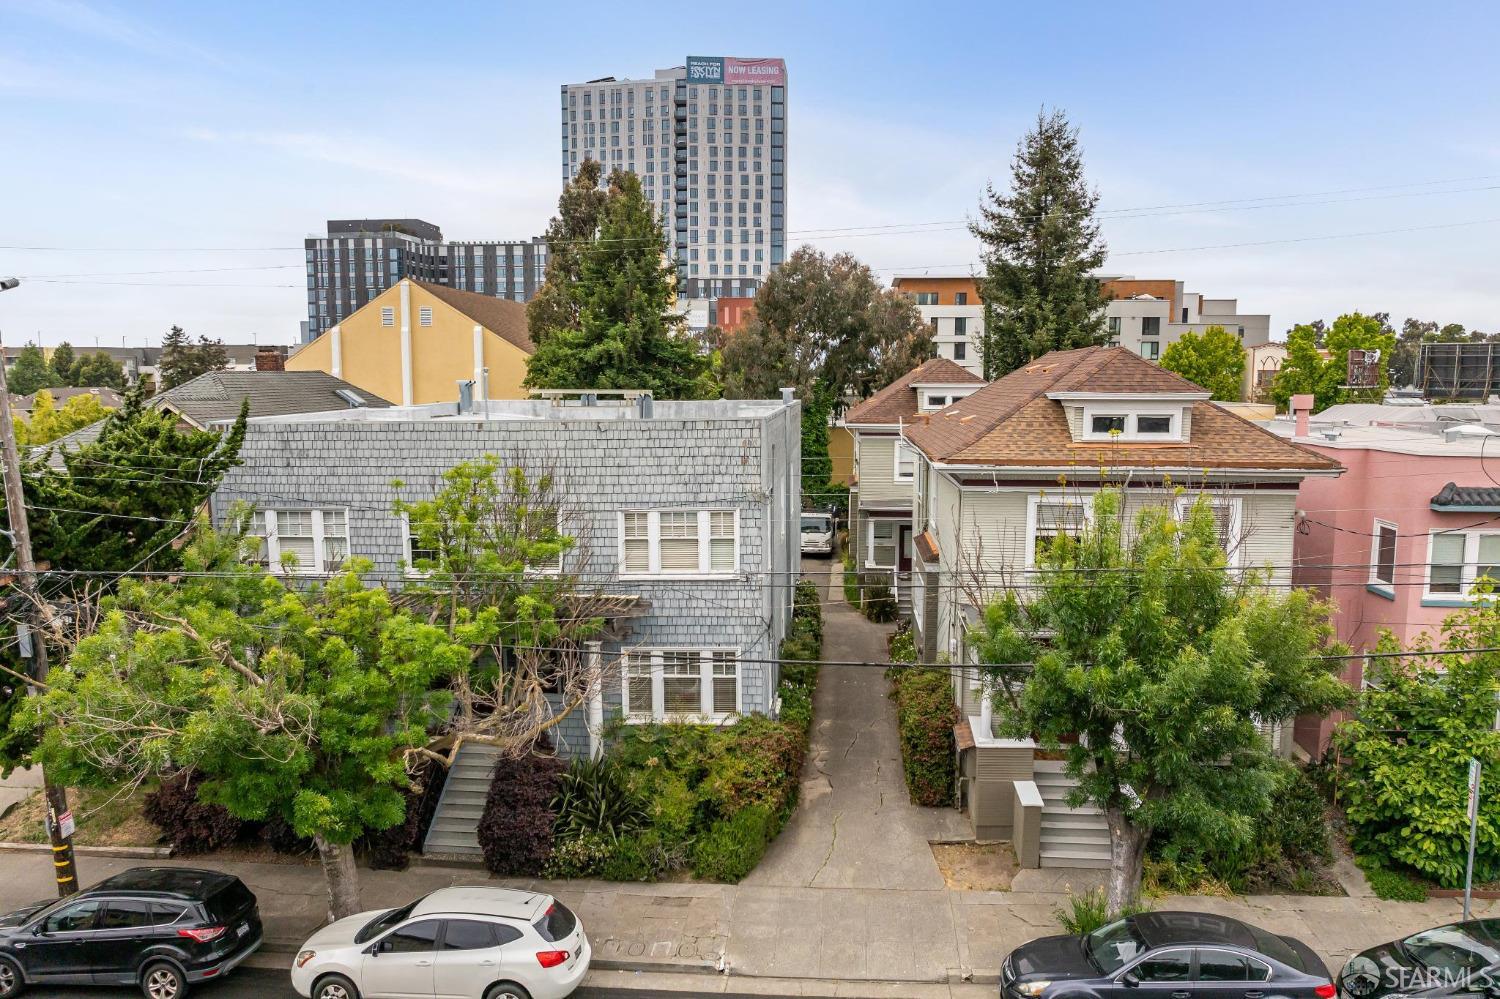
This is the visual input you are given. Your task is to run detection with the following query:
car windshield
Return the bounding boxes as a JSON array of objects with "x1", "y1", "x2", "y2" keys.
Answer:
[
  {"x1": 1085, "y1": 918, "x2": 1149, "y2": 974},
  {"x1": 1402, "y1": 925, "x2": 1500, "y2": 977},
  {"x1": 801, "y1": 516, "x2": 831, "y2": 533},
  {"x1": 354, "y1": 901, "x2": 418, "y2": 945}
]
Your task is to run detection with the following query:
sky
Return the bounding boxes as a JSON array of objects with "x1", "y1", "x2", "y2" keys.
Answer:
[{"x1": 2, "y1": 0, "x2": 1499, "y2": 348}]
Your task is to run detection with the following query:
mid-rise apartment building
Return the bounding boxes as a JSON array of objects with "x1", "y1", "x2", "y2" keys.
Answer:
[
  {"x1": 892, "y1": 274, "x2": 1271, "y2": 377},
  {"x1": 560, "y1": 57, "x2": 787, "y2": 301},
  {"x1": 890, "y1": 277, "x2": 984, "y2": 375},
  {"x1": 1099, "y1": 276, "x2": 1271, "y2": 361},
  {"x1": 304, "y1": 219, "x2": 547, "y2": 342}
]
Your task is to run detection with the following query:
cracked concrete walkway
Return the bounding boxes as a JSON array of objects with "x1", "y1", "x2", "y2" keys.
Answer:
[{"x1": 744, "y1": 557, "x2": 969, "y2": 893}]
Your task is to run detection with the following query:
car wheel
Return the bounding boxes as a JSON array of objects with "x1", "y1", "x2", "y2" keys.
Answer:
[
  {"x1": 139, "y1": 961, "x2": 186, "y2": 999},
  {"x1": 314, "y1": 974, "x2": 360, "y2": 999},
  {"x1": 485, "y1": 983, "x2": 533, "y2": 999},
  {"x1": 0, "y1": 956, "x2": 21, "y2": 999}
]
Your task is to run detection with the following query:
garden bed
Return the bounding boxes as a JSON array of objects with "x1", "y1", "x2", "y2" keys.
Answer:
[
  {"x1": 476, "y1": 578, "x2": 825, "y2": 884},
  {"x1": 931, "y1": 840, "x2": 1017, "y2": 891}
]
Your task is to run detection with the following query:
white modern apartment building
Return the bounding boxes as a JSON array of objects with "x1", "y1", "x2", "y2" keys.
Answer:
[
  {"x1": 560, "y1": 56, "x2": 787, "y2": 302},
  {"x1": 890, "y1": 277, "x2": 986, "y2": 376},
  {"x1": 1100, "y1": 276, "x2": 1271, "y2": 361}
]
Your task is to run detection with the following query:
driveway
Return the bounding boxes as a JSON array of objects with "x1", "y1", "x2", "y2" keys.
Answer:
[{"x1": 745, "y1": 555, "x2": 968, "y2": 892}]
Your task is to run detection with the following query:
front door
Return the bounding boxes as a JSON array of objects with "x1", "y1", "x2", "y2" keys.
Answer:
[
  {"x1": 362, "y1": 918, "x2": 440, "y2": 999},
  {"x1": 23, "y1": 898, "x2": 102, "y2": 982},
  {"x1": 897, "y1": 524, "x2": 913, "y2": 572}
]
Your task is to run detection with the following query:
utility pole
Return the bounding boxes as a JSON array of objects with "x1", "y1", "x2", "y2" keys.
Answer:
[{"x1": 0, "y1": 280, "x2": 79, "y2": 896}]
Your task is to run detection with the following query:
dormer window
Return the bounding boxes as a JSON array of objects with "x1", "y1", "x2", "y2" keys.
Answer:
[{"x1": 1081, "y1": 406, "x2": 1183, "y2": 442}]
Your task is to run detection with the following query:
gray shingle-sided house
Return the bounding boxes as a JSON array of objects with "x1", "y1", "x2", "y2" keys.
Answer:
[
  {"x1": 208, "y1": 391, "x2": 801, "y2": 750},
  {"x1": 890, "y1": 347, "x2": 1343, "y2": 867}
]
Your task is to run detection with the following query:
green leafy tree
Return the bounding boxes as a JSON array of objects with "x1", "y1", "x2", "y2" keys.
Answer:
[
  {"x1": 1335, "y1": 602, "x2": 1500, "y2": 887},
  {"x1": 971, "y1": 108, "x2": 1108, "y2": 377},
  {"x1": 528, "y1": 158, "x2": 610, "y2": 349},
  {"x1": 20, "y1": 530, "x2": 467, "y2": 918},
  {"x1": 13, "y1": 390, "x2": 113, "y2": 447},
  {"x1": 524, "y1": 169, "x2": 707, "y2": 398},
  {"x1": 48, "y1": 343, "x2": 77, "y2": 386},
  {"x1": 968, "y1": 489, "x2": 1348, "y2": 909},
  {"x1": 721, "y1": 247, "x2": 932, "y2": 402},
  {"x1": 0, "y1": 384, "x2": 247, "y2": 771},
  {"x1": 1159, "y1": 325, "x2": 1246, "y2": 401},
  {"x1": 1270, "y1": 312, "x2": 1396, "y2": 413},
  {"x1": 158, "y1": 326, "x2": 229, "y2": 391},
  {"x1": 7, "y1": 344, "x2": 60, "y2": 396},
  {"x1": 72, "y1": 352, "x2": 126, "y2": 390}
]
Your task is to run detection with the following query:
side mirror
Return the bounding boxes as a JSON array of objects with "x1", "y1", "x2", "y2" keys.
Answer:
[{"x1": 1121, "y1": 972, "x2": 1141, "y2": 989}]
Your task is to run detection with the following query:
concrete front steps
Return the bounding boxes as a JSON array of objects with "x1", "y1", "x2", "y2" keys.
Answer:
[
  {"x1": 422, "y1": 742, "x2": 502, "y2": 858},
  {"x1": 1033, "y1": 758, "x2": 1111, "y2": 869}
]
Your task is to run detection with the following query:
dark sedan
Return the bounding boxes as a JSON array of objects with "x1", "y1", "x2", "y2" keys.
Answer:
[
  {"x1": 1339, "y1": 918, "x2": 1500, "y2": 999},
  {"x1": 1001, "y1": 911, "x2": 1333, "y2": 999}
]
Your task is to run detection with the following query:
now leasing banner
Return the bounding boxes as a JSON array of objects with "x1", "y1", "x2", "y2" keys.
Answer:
[{"x1": 687, "y1": 56, "x2": 786, "y2": 87}]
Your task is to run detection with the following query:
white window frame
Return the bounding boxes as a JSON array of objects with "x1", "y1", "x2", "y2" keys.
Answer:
[
  {"x1": 620, "y1": 647, "x2": 741, "y2": 722},
  {"x1": 1423, "y1": 530, "x2": 1500, "y2": 602},
  {"x1": 1369, "y1": 519, "x2": 1398, "y2": 592},
  {"x1": 866, "y1": 519, "x2": 898, "y2": 569},
  {"x1": 1025, "y1": 494, "x2": 1093, "y2": 569},
  {"x1": 616, "y1": 509, "x2": 740, "y2": 578},
  {"x1": 1081, "y1": 404, "x2": 1183, "y2": 442},
  {"x1": 893, "y1": 441, "x2": 917, "y2": 482},
  {"x1": 258, "y1": 508, "x2": 351, "y2": 576},
  {"x1": 1174, "y1": 494, "x2": 1244, "y2": 567}
]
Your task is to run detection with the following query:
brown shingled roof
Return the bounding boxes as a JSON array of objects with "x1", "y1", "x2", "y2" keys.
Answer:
[
  {"x1": 415, "y1": 281, "x2": 534, "y2": 353},
  {"x1": 904, "y1": 346, "x2": 1341, "y2": 473},
  {"x1": 844, "y1": 357, "x2": 983, "y2": 426}
]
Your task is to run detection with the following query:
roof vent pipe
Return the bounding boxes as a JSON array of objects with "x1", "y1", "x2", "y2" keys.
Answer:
[{"x1": 780, "y1": 387, "x2": 795, "y2": 405}]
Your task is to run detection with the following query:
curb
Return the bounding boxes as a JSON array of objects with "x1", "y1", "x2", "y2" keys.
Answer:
[
  {"x1": 257, "y1": 938, "x2": 718, "y2": 977},
  {"x1": 0, "y1": 842, "x2": 171, "y2": 859}
]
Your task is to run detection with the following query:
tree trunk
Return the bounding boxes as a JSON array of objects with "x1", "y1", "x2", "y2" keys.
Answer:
[
  {"x1": 313, "y1": 836, "x2": 361, "y2": 922},
  {"x1": 1104, "y1": 807, "x2": 1148, "y2": 914}
]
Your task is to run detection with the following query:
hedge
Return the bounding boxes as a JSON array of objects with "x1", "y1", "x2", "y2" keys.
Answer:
[
  {"x1": 889, "y1": 654, "x2": 959, "y2": 807},
  {"x1": 478, "y1": 750, "x2": 567, "y2": 875}
]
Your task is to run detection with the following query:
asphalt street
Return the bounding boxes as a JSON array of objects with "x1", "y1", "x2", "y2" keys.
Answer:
[{"x1": 16, "y1": 965, "x2": 793, "y2": 998}]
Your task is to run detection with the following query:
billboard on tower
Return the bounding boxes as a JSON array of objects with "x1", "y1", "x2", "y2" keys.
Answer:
[{"x1": 687, "y1": 56, "x2": 785, "y2": 86}]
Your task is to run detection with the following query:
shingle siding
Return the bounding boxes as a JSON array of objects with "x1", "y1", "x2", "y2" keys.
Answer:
[{"x1": 212, "y1": 408, "x2": 801, "y2": 755}]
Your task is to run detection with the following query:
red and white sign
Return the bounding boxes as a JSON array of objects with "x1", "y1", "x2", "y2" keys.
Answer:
[{"x1": 724, "y1": 57, "x2": 786, "y2": 86}]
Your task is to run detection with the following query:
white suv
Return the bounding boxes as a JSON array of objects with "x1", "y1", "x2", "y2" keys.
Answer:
[{"x1": 291, "y1": 887, "x2": 590, "y2": 999}]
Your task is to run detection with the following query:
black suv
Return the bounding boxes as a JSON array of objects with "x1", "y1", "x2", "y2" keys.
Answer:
[{"x1": 0, "y1": 867, "x2": 262, "y2": 998}]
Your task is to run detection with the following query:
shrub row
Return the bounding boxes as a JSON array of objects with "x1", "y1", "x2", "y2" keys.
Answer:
[
  {"x1": 479, "y1": 578, "x2": 823, "y2": 882},
  {"x1": 888, "y1": 640, "x2": 960, "y2": 806},
  {"x1": 146, "y1": 763, "x2": 447, "y2": 869}
]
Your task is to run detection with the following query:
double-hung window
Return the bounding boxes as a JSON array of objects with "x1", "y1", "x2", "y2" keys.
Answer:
[
  {"x1": 893, "y1": 441, "x2": 917, "y2": 481},
  {"x1": 1369, "y1": 520, "x2": 1397, "y2": 594},
  {"x1": 621, "y1": 648, "x2": 740, "y2": 721},
  {"x1": 618, "y1": 510, "x2": 739, "y2": 576},
  {"x1": 1028, "y1": 495, "x2": 1088, "y2": 567},
  {"x1": 1426, "y1": 531, "x2": 1500, "y2": 599},
  {"x1": 1176, "y1": 495, "x2": 1242, "y2": 565},
  {"x1": 254, "y1": 509, "x2": 350, "y2": 575}
]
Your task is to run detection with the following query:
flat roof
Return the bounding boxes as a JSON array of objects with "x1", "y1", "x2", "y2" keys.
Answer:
[
  {"x1": 1263, "y1": 417, "x2": 1500, "y2": 456},
  {"x1": 231, "y1": 396, "x2": 794, "y2": 427}
]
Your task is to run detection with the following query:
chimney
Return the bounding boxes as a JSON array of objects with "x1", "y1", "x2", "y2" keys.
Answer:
[
  {"x1": 1291, "y1": 393, "x2": 1314, "y2": 437},
  {"x1": 255, "y1": 347, "x2": 285, "y2": 372}
]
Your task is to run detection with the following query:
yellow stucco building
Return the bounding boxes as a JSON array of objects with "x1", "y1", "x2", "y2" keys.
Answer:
[{"x1": 288, "y1": 279, "x2": 534, "y2": 405}]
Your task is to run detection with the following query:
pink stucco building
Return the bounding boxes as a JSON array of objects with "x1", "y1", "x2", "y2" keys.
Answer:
[{"x1": 1270, "y1": 397, "x2": 1500, "y2": 755}]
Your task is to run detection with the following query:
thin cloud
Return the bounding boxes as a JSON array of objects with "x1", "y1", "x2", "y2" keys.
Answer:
[{"x1": 8, "y1": 0, "x2": 240, "y2": 69}]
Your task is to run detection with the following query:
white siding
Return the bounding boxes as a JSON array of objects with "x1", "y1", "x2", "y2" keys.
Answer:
[
  {"x1": 1065, "y1": 405, "x2": 1082, "y2": 439},
  {"x1": 1239, "y1": 491, "x2": 1297, "y2": 586}
]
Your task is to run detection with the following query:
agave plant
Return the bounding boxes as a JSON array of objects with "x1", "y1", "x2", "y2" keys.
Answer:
[{"x1": 552, "y1": 757, "x2": 649, "y2": 845}]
